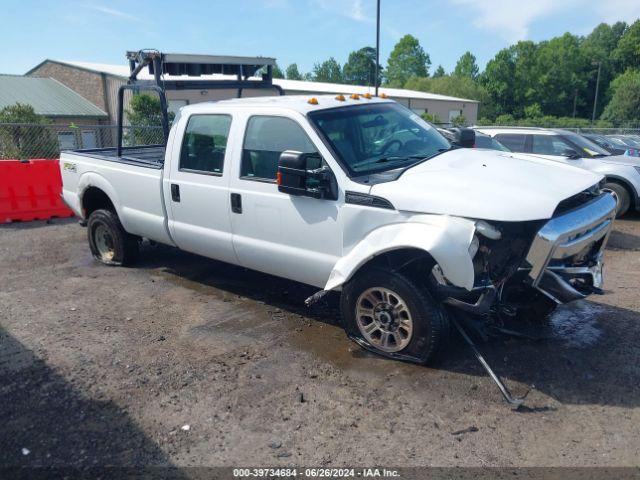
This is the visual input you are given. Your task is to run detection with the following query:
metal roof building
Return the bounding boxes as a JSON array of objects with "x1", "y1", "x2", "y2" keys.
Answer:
[
  {"x1": 27, "y1": 59, "x2": 479, "y2": 125},
  {"x1": 0, "y1": 74, "x2": 108, "y2": 121}
]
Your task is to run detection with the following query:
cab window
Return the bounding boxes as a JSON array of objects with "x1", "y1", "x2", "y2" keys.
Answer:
[
  {"x1": 179, "y1": 115, "x2": 232, "y2": 174},
  {"x1": 241, "y1": 116, "x2": 317, "y2": 181},
  {"x1": 494, "y1": 134, "x2": 526, "y2": 152},
  {"x1": 531, "y1": 135, "x2": 573, "y2": 156}
]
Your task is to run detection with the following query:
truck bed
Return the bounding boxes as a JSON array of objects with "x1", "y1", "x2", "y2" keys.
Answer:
[{"x1": 68, "y1": 145, "x2": 166, "y2": 169}]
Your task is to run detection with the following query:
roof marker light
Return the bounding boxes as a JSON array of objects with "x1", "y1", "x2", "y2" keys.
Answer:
[
  {"x1": 379, "y1": 93, "x2": 388, "y2": 98},
  {"x1": 308, "y1": 97, "x2": 318, "y2": 105},
  {"x1": 350, "y1": 93, "x2": 360, "y2": 100},
  {"x1": 363, "y1": 93, "x2": 372, "y2": 99},
  {"x1": 335, "y1": 94, "x2": 346, "y2": 101}
]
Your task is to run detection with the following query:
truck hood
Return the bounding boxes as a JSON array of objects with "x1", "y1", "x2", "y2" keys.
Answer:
[{"x1": 370, "y1": 149, "x2": 602, "y2": 222}]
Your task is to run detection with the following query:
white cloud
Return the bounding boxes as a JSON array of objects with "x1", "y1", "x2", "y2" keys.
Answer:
[
  {"x1": 311, "y1": 0, "x2": 371, "y2": 23},
  {"x1": 84, "y1": 4, "x2": 140, "y2": 22},
  {"x1": 449, "y1": 0, "x2": 640, "y2": 42},
  {"x1": 594, "y1": 0, "x2": 640, "y2": 23},
  {"x1": 449, "y1": 0, "x2": 566, "y2": 41}
]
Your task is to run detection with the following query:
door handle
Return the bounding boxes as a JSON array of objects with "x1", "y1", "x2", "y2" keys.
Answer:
[
  {"x1": 230, "y1": 193, "x2": 242, "y2": 214},
  {"x1": 171, "y1": 184, "x2": 180, "y2": 202}
]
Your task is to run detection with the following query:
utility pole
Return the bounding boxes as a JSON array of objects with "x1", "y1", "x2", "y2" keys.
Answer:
[
  {"x1": 375, "y1": 0, "x2": 380, "y2": 96},
  {"x1": 592, "y1": 61, "x2": 602, "y2": 123}
]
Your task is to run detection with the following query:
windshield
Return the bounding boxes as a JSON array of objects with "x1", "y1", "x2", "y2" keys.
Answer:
[
  {"x1": 562, "y1": 132, "x2": 610, "y2": 157},
  {"x1": 308, "y1": 103, "x2": 451, "y2": 176}
]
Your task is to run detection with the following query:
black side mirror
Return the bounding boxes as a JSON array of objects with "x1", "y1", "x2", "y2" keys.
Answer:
[
  {"x1": 277, "y1": 150, "x2": 337, "y2": 200},
  {"x1": 450, "y1": 128, "x2": 476, "y2": 148},
  {"x1": 562, "y1": 148, "x2": 581, "y2": 159}
]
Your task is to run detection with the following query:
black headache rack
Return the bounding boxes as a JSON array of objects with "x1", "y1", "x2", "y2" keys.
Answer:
[{"x1": 116, "y1": 49, "x2": 284, "y2": 156}]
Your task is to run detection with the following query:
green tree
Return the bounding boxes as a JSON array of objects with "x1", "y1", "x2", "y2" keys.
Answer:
[
  {"x1": 602, "y1": 69, "x2": 640, "y2": 126},
  {"x1": 613, "y1": 20, "x2": 640, "y2": 71},
  {"x1": 285, "y1": 63, "x2": 303, "y2": 80},
  {"x1": 432, "y1": 65, "x2": 446, "y2": 78},
  {"x1": 421, "y1": 112, "x2": 441, "y2": 123},
  {"x1": 453, "y1": 51, "x2": 479, "y2": 79},
  {"x1": 385, "y1": 34, "x2": 431, "y2": 87},
  {"x1": 534, "y1": 33, "x2": 590, "y2": 117},
  {"x1": 524, "y1": 103, "x2": 543, "y2": 118},
  {"x1": 0, "y1": 103, "x2": 58, "y2": 159},
  {"x1": 581, "y1": 22, "x2": 628, "y2": 117},
  {"x1": 312, "y1": 57, "x2": 343, "y2": 83},
  {"x1": 451, "y1": 114, "x2": 466, "y2": 126},
  {"x1": 125, "y1": 94, "x2": 175, "y2": 146},
  {"x1": 481, "y1": 48, "x2": 516, "y2": 117},
  {"x1": 271, "y1": 63, "x2": 285, "y2": 79},
  {"x1": 343, "y1": 46, "x2": 380, "y2": 85}
]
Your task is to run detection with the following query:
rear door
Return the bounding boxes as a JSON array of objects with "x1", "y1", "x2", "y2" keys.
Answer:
[{"x1": 165, "y1": 112, "x2": 238, "y2": 264}]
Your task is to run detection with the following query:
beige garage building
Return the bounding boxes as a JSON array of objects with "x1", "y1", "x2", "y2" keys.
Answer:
[{"x1": 27, "y1": 59, "x2": 478, "y2": 125}]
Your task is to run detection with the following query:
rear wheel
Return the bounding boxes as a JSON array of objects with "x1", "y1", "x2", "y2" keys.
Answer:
[
  {"x1": 340, "y1": 267, "x2": 449, "y2": 364},
  {"x1": 87, "y1": 209, "x2": 139, "y2": 266},
  {"x1": 603, "y1": 181, "x2": 631, "y2": 218}
]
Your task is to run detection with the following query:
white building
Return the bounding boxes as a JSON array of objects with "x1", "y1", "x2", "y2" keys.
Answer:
[{"x1": 28, "y1": 59, "x2": 479, "y2": 125}]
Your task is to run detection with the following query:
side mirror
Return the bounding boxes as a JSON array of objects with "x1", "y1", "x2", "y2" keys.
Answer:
[
  {"x1": 277, "y1": 150, "x2": 337, "y2": 200},
  {"x1": 562, "y1": 148, "x2": 581, "y2": 159},
  {"x1": 450, "y1": 128, "x2": 476, "y2": 148}
]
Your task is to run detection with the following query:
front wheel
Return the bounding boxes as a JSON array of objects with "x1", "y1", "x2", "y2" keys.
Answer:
[
  {"x1": 87, "y1": 209, "x2": 139, "y2": 266},
  {"x1": 603, "y1": 182, "x2": 631, "y2": 218},
  {"x1": 340, "y1": 267, "x2": 449, "y2": 364}
]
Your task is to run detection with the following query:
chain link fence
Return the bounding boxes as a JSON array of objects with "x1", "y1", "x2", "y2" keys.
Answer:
[
  {"x1": 0, "y1": 123, "x2": 165, "y2": 160},
  {"x1": 566, "y1": 127, "x2": 640, "y2": 137}
]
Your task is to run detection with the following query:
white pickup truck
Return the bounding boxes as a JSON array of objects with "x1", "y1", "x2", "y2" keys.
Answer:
[{"x1": 60, "y1": 95, "x2": 617, "y2": 364}]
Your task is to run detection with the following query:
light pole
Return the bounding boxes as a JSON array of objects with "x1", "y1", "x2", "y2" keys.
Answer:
[
  {"x1": 375, "y1": 0, "x2": 380, "y2": 96},
  {"x1": 592, "y1": 60, "x2": 602, "y2": 123}
]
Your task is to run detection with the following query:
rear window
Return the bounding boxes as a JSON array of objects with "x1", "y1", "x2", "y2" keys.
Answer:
[{"x1": 494, "y1": 134, "x2": 526, "y2": 152}]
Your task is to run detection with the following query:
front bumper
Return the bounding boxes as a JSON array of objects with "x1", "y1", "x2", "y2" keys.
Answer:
[{"x1": 525, "y1": 192, "x2": 617, "y2": 303}]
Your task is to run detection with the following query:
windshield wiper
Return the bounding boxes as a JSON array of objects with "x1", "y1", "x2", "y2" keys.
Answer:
[{"x1": 374, "y1": 154, "x2": 427, "y2": 164}]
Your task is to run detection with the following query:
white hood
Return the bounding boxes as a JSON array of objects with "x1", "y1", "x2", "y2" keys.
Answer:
[{"x1": 370, "y1": 149, "x2": 602, "y2": 222}]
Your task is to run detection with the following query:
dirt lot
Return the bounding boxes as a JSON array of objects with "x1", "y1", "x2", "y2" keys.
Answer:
[{"x1": 1, "y1": 214, "x2": 640, "y2": 469}]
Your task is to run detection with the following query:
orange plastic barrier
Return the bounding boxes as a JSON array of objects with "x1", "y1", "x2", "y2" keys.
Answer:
[{"x1": 0, "y1": 159, "x2": 74, "y2": 223}]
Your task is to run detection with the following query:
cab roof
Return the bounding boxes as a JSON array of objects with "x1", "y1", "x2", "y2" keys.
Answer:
[{"x1": 181, "y1": 94, "x2": 395, "y2": 115}]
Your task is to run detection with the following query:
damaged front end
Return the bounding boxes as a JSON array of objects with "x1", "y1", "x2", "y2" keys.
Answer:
[{"x1": 434, "y1": 188, "x2": 617, "y2": 318}]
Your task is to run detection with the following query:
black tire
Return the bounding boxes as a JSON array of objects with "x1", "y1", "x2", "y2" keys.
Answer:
[
  {"x1": 603, "y1": 181, "x2": 631, "y2": 218},
  {"x1": 340, "y1": 267, "x2": 449, "y2": 364},
  {"x1": 87, "y1": 209, "x2": 139, "y2": 266}
]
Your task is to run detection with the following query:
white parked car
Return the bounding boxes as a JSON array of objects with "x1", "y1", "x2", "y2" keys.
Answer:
[
  {"x1": 60, "y1": 96, "x2": 616, "y2": 365},
  {"x1": 476, "y1": 127, "x2": 640, "y2": 217}
]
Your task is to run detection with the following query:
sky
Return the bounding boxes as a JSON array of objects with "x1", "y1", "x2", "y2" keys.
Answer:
[{"x1": 1, "y1": 0, "x2": 639, "y2": 77}]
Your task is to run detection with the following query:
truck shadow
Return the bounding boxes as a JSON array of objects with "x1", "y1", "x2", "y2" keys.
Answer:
[
  {"x1": 0, "y1": 326, "x2": 186, "y2": 474},
  {"x1": 138, "y1": 244, "x2": 640, "y2": 409}
]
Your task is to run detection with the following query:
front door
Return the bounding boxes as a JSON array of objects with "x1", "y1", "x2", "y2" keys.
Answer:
[
  {"x1": 166, "y1": 113, "x2": 238, "y2": 264},
  {"x1": 228, "y1": 113, "x2": 342, "y2": 288}
]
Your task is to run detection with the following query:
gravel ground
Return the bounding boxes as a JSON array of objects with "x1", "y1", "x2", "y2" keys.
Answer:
[{"x1": 1, "y1": 214, "x2": 640, "y2": 469}]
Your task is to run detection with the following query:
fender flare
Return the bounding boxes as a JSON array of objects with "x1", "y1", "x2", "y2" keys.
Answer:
[
  {"x1": 78, "y1": 171, "x2": 123, "y2": 220},
  {"x1": 324, "y1": 217, "x2": 477, "y2": 292}
]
